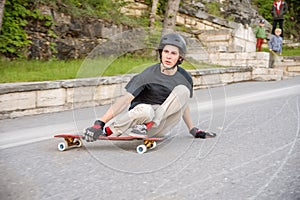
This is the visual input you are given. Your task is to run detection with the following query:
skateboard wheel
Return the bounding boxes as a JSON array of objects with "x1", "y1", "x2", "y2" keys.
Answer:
[
  {"x1": 136, "y1": 144, "x2": 147, "y2": 154},
  {"x1": 74, "y1": 138, "x2": 82, "y2": 147},
  {"x1": 58, "y1": 142, "x2": 67, "y2": 151},
  {"x1": 150, "y1": 141, "x2": 157, "y2": 149}
]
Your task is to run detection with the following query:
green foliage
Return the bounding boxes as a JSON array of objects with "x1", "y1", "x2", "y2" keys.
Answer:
[
  {"x1": 0, "y1": 0, "x2": 31, "y2": 57},
  {"x1": 0, "y1": 0, "x2": 54, "y2": 58},
  {"x1": 205, "y1": 1, "x2": 222, "y2": 17},
  {"x1": 54, "y1": 0, "x2": 128, "y2": 24},
  {"x1": 144, "y1": 0, "x2": 167, "y2": 16}
]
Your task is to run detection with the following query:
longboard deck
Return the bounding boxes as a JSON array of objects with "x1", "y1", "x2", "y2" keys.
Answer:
[
  {"x1": 54, "y1": 133, "x2": 164, "y2": 141},
  {"x1": 54, "y1": 133, "x2": 164, "y2": 154}
]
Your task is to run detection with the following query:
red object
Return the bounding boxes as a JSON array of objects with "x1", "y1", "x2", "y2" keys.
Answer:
[
  {"x1": 145, "y1": 121, "x2": 154, "y2": 130},
  {"x1": 274, "y1": 0, "x2": 283, "y2": 14},
  {"x1": 256, "y1": 38, "x2": 264, "y2": 52}
]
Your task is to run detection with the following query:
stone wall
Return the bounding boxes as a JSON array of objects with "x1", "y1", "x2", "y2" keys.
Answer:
[{"x1": 0, "y1": 66, "x2": 284, "y2": 120}]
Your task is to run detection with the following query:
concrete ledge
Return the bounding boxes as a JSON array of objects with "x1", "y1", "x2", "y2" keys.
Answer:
[{"x1": 0, "y1": 67, "x2": 286, "y2": 119}]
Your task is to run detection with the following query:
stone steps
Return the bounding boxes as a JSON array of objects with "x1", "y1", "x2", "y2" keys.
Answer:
[{"x1": 273, "y1": 56, "x2": 300, "y2": 77}]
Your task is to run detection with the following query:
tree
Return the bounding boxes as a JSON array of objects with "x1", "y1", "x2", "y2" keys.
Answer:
[
  {"x1": 0, "y1": 0, "x2": 5, "y2": 32},
  {"x1": 149, "y1": 0, "x2": 159, "y2": 28},
  {"x1": 162, "y1": 0, "x2": 181, "y2": 36}
]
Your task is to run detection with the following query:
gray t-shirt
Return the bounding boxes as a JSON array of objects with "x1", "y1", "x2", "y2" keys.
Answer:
[{"x1": 125, "y1": 63, "x2": 193, "y2": 110}]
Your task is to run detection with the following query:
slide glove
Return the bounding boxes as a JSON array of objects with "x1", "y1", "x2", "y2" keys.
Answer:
[
  {"x1": 84, "y1": 120, "x2": 106, "y2": 142},
  {"x1": 189, "y1": 127, "x2": 216, "y2": 139}
]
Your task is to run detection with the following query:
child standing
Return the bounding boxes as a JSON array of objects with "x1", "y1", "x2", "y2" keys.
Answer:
[
  {"x1": 268, "y1": 28, "x2": 283, "y2": 67},
  {"x1": 254, "y1": 19, "x2": 267, "y2": 52},
  {"x1": 268, "y1": 28, "x2": 283, "y2": 55}
]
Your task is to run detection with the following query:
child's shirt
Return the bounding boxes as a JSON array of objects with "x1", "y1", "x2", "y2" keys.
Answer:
[
  {"x1": 254, "y1": 26, "x2": 266, "y2": 39},
  {"x1": 268, "y1": 35, "x2": 282, "y2": 53}
]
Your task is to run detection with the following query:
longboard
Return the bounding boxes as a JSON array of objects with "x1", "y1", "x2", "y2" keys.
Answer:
[{"x1": 54, "y1": 133, "x2": 164, "y2": 154}]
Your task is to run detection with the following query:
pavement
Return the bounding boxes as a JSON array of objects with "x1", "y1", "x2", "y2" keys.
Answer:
[{"x1": 0, "y1": 76, "x2": 300, "y2": 200}]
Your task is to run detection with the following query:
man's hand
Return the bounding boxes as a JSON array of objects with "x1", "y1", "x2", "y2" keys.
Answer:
[
  {"x1": 84, "y1": 120, "x2": 106, "y2": 142},
  {"x1": 189, "y1": 127, "x2": 216, "y2": 139}
]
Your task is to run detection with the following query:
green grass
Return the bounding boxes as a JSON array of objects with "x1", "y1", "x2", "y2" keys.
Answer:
[
  {"x1": 1, "y1": 46, "x2": 299, "y2": 83},
  {"x1": 282, "y1": 46, "x2": 300, "y2": 56},
  {"x1": 0, "y1": 56, "x2": 218, "y2": 83},
  {"x1": 262, "y1": 46, "x2": 300, "y2": 56},
  {"x1": 0, "y1": 56, "x2": 156, "y2": 83}
]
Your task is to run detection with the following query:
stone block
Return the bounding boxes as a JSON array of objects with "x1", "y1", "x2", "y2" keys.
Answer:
[
  {"x1": 176, "y1": 15, "x2": 185, "y2": 26},
  {"x1": 206, "y1": 34, "x2": 230, "y2": 42},
  {"x1": 252, "y1": 68, "x2": 268, "y2": 75},
  {"x1": 37, "y1": 88, "x2": 66, "y2": 107},
  {"x1": 195, "y1": 22, "x2": 205, "y2": 30},
  {"x1": 247, "y1": 59, "x2": 268, "y2": 68},
  {"x1": 220, "y1": 73, "x2": 234, "y2": 83},
  {"x1": 219, "y1": 53, "x2": 235, "y2": 60},
  {"x1": 233, "y1": 72, "x2": 251, "y2": 82},
  {"x1": 192, "y1": 76, "x2": 202, "y2": 86},
  {"x1": 234, "y1": 53, "x2": 248, "y2": 60},
  {"x1": 0, "y1": 92, "x2": 36, "y2": 112},
  {"x1": 252, "y1": 74, "x2": 282, "y2": 81},
  {"x1": 67, "y1": 86, "x2": 95, "y2": 103},
  {"x1": 208, "y1": 53, "x2": 219, "y2": 61},
  {"x1": 94, "y1": 84, "x2": 124, "y2": 101},
  {"x1": 213, "y1": 60, "x2": 232, "y2": 66},
  {"x1": 245, "y1": 41, "x2": 256, "y2": 52},
  {"x1": 288, "y1": 66, "x2": 300, "y2": 72},
  {"x1": 201, "y1": 74, "x2": 221, "y2": 85},
  {"x1": 268, "y1": 68, "x2": 284, "y2": 76}
]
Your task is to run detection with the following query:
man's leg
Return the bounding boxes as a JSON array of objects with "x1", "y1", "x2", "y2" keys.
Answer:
[
  {"x1": 108, "y1": 104, "x2": 155, "y2": 136},
  {"x1": 271, "y1": 20, "x2": 278, "y2": 35},
  {"x1": 152, "y1": 85, "x2": 190, "y2": 127},
  {"x1": 279, "y1": 19, "x2": 284, "y2": 38},
  {"x1": 130, "y1": 85, "x2": 190, "y2": 137}
]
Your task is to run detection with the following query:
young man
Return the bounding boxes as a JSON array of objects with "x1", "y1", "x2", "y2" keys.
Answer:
[
  {"x1": 270, "y1": 0, "x2": 288, "y2": 38},
  {"x1": 83, "y1": 33, "x2": 216, "y2": 142}
]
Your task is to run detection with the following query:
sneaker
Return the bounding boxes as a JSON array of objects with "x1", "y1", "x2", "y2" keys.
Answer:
[{"x1": 129, "y1": 124, "x2": 148, "y2": 138}]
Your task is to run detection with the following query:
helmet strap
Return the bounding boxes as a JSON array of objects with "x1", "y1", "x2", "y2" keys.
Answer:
[{"x1": 161, "y1": 63, "x2": 177, "y2": 72}]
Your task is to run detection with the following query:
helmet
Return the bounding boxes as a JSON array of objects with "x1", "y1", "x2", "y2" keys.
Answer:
[{"x1": 158, "y1": 33, "x2": 187, "y2": 56}]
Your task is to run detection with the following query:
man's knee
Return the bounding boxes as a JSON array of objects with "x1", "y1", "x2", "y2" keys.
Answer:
[
  {"x1": 172, "y1": 85, "x2": 190, "y2": 101},
  {"x1": 129, "y1": 104, "x2": 155, "y2": 122}
]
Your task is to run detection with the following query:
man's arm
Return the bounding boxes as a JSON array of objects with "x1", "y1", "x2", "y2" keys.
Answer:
[
  {"x1": 182, "y1": 104, "x2": 217, "y2": 139},
  {"x1": 100, "y1": 92, "x2": 135, "y2": 123},
  {"x1": 182, "y1": 105, "x2": 194, "y2": 131},
  {"x1": 83, "y1": 92, "x2": 134, "y2": 141}
]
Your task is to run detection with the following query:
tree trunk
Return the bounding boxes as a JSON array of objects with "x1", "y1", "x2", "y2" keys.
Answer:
[
  {"x1": 0, "y1": 0, "x2": 6, "y2": 32},
  {"x1": 162, "y1": 0, "x2": 181, "y2": 36},
  {"x1": 149, "y1": 0, "x2": 159, "y2": 29}
]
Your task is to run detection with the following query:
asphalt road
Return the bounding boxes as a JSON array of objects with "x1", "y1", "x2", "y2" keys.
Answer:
[{"x1": 0, "y1": 76, "x2": 300, "y2": 200}]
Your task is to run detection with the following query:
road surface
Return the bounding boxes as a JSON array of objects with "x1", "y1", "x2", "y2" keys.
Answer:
[{"x1": 1, "y1": 76, "x2": 300, "y2": 200}]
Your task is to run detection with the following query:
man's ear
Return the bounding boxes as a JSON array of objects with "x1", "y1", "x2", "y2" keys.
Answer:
[{"x1": 178, "y1": 57, "x2": 184, "y2": 64}]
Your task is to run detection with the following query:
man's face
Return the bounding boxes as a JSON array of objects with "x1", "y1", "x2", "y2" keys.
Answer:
[{"x1": 161, "y1": 45, "x2": 180, "y2": 68}]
